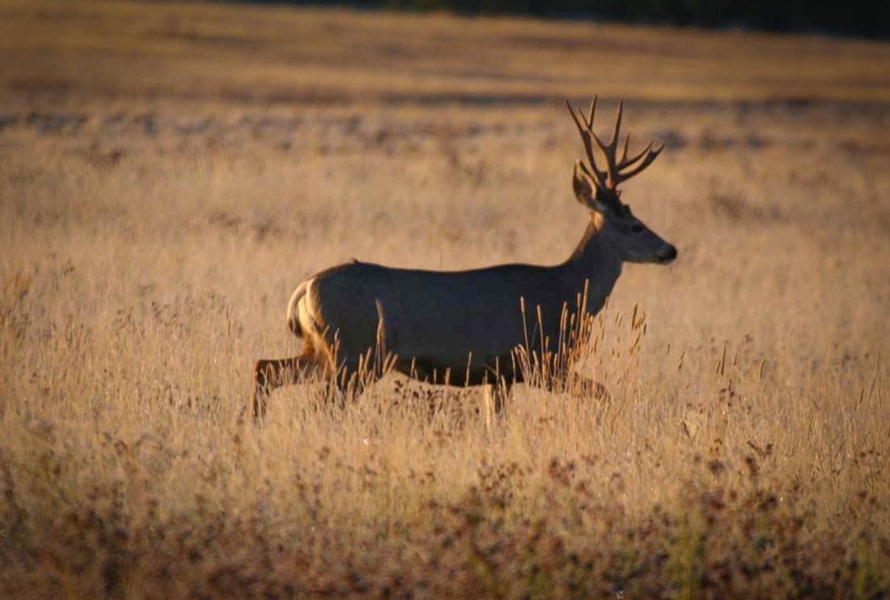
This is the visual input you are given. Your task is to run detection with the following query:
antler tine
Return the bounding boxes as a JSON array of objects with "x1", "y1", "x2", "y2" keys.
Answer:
[
  {"x1": 614, "y1": 140, "x2": 664, "y2": 185},
  {"x1": 566, "y1": 99, "x2": 609, "y2": 185},
  {"x1": 565, "y1": 100, "x2": 589, "y2": 154},
  {"x1": 607, "y1": 100, "x2": 663, "y2": 188},
  {"x1": 585, "y1": 99, "x2": 625, "y2": 190},
  {"x1": 620, "y1": 133, "x2": 632, "y2": 164},
  {"x1": 585, "y1": 96, "x2": 597, "y2": 129},
  {"x1": 610, "y1": 100, "x2": 623, "y2": 147},
  {"x1": 568, "y1": 97, "x2": 662, "y2": 197}
]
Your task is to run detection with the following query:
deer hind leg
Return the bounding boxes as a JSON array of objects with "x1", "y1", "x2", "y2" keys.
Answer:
[
  {"x1": 482, "y1": 379, "x2": 512, "y2": 432},
  {"x1": 251, "y1": 346, "x2": 323, "y2": 422}
]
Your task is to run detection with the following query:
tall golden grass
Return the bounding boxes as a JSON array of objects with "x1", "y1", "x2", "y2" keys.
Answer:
[{"x1": 1, "y1": 0, "x2": 889, "y2": 597}]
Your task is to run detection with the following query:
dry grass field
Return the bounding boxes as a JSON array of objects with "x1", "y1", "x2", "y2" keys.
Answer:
[{"x1": 2, "y1": 0, "x2": 890, "y2": 597}]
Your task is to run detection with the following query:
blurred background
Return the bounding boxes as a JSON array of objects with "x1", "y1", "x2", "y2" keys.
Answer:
[
  {"x1": 236, "y1": 0, "x2": 890, "y2": 37},
  {"x1": 1, "y1": 1, "x2": 889, "y2": 596}
]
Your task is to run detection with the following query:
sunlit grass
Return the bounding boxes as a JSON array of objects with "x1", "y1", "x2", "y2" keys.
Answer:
[{"x1": 1, "y1": 0, "x2": 890, "y2": 597}]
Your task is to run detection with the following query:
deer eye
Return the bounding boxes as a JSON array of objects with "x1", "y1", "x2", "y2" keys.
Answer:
[{"x1": 631, "y1": 223, "x2": 644, "y2": 234}]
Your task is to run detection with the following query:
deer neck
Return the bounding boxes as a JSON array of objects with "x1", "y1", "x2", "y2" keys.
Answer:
[{"x1": 559, "y1": 218, "x2": 623, "y2": 315}]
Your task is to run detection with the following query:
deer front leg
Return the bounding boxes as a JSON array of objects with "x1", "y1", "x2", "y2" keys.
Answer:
[
  {"x1": 541, "y1": 373, "x2": 611, "y2": 401},
  {"x1": 568, "y1": 375, "x2": 611, "y2": 401}
]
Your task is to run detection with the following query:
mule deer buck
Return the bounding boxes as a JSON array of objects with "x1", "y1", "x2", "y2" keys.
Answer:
[{"x1": 252, "y1": 98, "x2": 676, "y2": 424}]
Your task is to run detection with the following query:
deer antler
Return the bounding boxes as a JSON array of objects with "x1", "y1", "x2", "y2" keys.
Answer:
[{"x1": 567, "y1": 97, "x2": 663, "y2": 203}]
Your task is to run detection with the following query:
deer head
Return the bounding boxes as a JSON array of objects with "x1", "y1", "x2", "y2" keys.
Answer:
[{"x1": 567, "y1": 98, "x2": 677, "y2": 265}]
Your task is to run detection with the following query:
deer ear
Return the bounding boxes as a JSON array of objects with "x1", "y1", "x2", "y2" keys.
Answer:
[
  {"x1": 573, "y1": 161, "x2": 610, "y2": 213},
  {"x1": 572, "y1": 161, "x2": 595, "y2": 208}
]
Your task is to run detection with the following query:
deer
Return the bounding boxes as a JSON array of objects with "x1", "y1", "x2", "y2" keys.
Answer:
[{"x1": 251, "y1": 97, "x2": 677, "y2": 425}]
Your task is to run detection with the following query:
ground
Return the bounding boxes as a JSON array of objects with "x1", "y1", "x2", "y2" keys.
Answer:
[{"x1": 1, "y1": 0, "x2": 889, "y2": 597}]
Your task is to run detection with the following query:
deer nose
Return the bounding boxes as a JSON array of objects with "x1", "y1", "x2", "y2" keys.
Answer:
[{"x1": 657, "y1": 244, "x2": 677, "y2": 264}]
